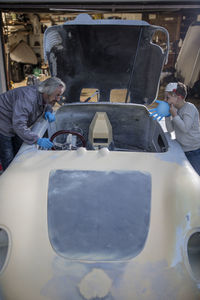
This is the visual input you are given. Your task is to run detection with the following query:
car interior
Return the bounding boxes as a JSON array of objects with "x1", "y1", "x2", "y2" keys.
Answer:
[{"x1": 45, "y1": 102, "x2": 168, "y2": 152}]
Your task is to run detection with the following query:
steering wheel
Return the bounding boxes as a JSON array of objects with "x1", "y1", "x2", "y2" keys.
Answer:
[{"x1": 50, "y1": 130, "x2": 86, "y2": 149}]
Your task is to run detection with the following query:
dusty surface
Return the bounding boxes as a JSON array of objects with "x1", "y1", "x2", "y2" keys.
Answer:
[{"x1": 78, "y1": 268, "x2": 112, "y2": 299}]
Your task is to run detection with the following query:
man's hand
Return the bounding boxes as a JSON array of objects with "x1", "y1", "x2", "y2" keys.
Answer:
[
  {"x1": 169, "y1": 104, "x2": 177, "y2": 117},
  {"x1": 37, "y1": 138, "x2": 53, "y2": 149},
  {"x1": 45, "y1": 111, "x2": 56, "y2": 123}
]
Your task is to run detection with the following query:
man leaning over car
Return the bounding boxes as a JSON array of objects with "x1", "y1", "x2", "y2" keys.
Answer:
[{"x1": 0, "y1": 76, "x2": 65, "y2": 171}]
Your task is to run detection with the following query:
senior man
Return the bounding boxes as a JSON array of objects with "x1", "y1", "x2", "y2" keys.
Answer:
[{"x1": 0, "y1": 77, "x2": 65, "y2": 170}]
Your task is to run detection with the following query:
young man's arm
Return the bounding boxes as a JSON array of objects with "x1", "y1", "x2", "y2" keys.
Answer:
[{"x1": 172, "y1": 113, "x2": 194, "y2": 133}]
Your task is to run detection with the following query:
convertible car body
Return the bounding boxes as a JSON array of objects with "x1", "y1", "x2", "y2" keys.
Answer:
[{"x1": 0, "y1": 14, "x2": 200, "y2": 300}]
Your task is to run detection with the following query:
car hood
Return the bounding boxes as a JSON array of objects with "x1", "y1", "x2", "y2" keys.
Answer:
[{"x1": 44, "y1": 13, "x2": 169, "y2": 105}]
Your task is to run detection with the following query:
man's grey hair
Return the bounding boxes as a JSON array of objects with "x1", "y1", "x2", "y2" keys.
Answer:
[{"x1": 38, "y1": 77, "x2": 66, "y2": 95}]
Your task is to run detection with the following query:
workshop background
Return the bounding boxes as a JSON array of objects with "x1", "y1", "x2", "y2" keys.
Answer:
[{"x1": 0, "y1": 2, "x2": 200, "y2": 104}]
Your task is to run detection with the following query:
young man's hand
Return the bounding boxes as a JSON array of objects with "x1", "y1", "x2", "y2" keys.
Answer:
[{"x1": 169, "y1": 104, "x2": 177, "y2": 117}]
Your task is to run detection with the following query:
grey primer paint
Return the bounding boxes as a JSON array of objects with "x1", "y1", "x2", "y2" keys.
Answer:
[
  {"x1": 54, "y1": 103, "x2": 168, "y2": 152},
  {"x1": 48, "y1": 170, "x2": 151, "y2": 261}
]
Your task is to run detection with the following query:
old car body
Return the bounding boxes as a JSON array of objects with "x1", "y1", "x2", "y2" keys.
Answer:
[{"x1": 0, "y1": 14, "x2": 200, "y2": 300}]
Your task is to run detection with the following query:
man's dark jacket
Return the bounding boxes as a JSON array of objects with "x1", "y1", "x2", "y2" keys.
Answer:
[{"x1": 0, "y1": 85, "x2": 51, "y2": 144}]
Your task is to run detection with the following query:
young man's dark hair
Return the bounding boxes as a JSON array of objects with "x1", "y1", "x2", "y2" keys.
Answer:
[{"x1": 176, "y1": 82, "x2": 187, "y2": 98}]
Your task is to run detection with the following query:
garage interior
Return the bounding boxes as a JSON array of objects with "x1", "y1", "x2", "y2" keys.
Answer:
[{"x1": 0, "y1": 2, "x2": 200, "y2": 105}]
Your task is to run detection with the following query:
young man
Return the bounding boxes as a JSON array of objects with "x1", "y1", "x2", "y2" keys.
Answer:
[
  {"x1": 165, "y1": 81, "x2": 200, "y2": 176},
  {"x1": 0, "y1": 77, "x2": 65, "y2": 170}
]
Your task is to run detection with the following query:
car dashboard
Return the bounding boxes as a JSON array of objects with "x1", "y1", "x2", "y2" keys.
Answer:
[{"x1": 46, "y1": 102, "x2": 168, "y2": 153}]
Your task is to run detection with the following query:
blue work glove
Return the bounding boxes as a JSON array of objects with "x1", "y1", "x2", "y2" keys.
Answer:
[
  {"x1": 37, "y1": 138, "x2": 53, "y2": 149},
  {"x1": 45, "y1": 111, "x2": 56, "y2": 123},
  {"x1": 149, "y1": 100, "x2": 171, "y2": 121}
]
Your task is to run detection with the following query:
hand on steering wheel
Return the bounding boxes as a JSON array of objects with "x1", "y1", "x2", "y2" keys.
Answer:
[{"x1": 50, "y1": 130, "x2": 86, "y2": 150}]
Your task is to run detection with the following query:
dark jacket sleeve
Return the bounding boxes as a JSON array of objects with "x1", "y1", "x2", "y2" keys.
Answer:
[{"x1": 12, "y1": 92, "x2": 41, "y2": 144}]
